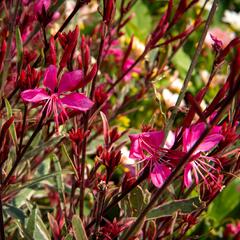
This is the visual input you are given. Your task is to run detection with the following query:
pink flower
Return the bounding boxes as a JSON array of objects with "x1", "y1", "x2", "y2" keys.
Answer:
[
  {"x1": 129, "y1": 130, "x2": 177, "y2": 188},
  {"x1": 183, "y1": 122, "x2": 223, "y2": 188},
  {"x1": 122, "y1": 58, "x2": 141, "y2": 82},
  {"x1": 21, "y1": 65, "x2": 94, "y2": 131},
  {"x1": 224, "y1": 221, "x2": 240, "y2": 238},
  {"x1": 34, "y1": 0, "x2": 51, "y2": 14}
]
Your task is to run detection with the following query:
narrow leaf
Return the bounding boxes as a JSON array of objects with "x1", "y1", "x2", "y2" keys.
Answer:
[
  {"x1": 146, "y1": 197, "x2": 204, "y2": 220},
  {"x1": 16, "y1": 27, "x2": 23, "y2": 75},
  {"x1": 10, "y1": 172, "x2": 62, "y2": 193},
  {"x1": 61, "y1": 144, "x2": 78, "y2": 178},
  {"x1": 4, "y1": 98, "x2": 18, "y2": 146},
  {"x1": 72, "y1": 215, "x2": 88, "y2": 240},
  {"x1": 52, "y1": 154, "x2": 66, "y2": 215},
  {"x1": 34, "y1": 215, "x2": 51, "y2": 240},
  {"x1": 27, "y1": 207, "x2": 37, "y2": 237},
  {"x1": 4, "y1": 204, "x2": 26, "y2": 225},
  {"x1": 100, "y1": 111, "x2": 109, "y2": 146}
]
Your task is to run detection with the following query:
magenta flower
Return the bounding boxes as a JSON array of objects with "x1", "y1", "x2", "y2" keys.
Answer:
[
  {"x1": 183, "y1": 122, "x2": 223, "y2": 188},
  {"x1": 129, "y1": 130, "x2": 177, "y2": 188},
  {"x1": 34, "y1": 0, "x2": 51, "y2": 14},
  {"x1": 21, "y1": 65, "x2": 94, "y2": 131}
]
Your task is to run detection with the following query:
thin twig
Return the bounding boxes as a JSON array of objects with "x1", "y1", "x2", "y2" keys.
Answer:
[
  {"x1": 162, "y1": 0, "x2": 219, "y2": 146},
  {"x1": 0, "y1": 168, "x2": 5, "y2": 240}
]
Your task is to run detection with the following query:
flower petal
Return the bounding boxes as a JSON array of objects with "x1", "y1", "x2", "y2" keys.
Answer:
[
  {"x1": 196, "y1": 133, "x2": 223, "y2": 153},
  {"x1": 183, "y1": 122, "x2": 206, "y2": 152},
  {"x1": 184, "y1": 163, "x2": 193, "y2": 188},
  {"x1": 43, "y1": 65, "x2": 57, "y2": 92},
  {"x1": 150, "y1": 163, "x2": 171, "y2": 188},
  {"x1": 164, "y1": 131, "x2": 175, "y2": 149},
  {"x1": 21, "y1": 88, "x2": 49, "y2": 103},
  {"x1": 129, "y1": 134, "x2": 144, "y2": 159},
  {"x1": 141, "y1": 131, "x2": 165, "y2": 152},
  {"x1": 129, "y1": 131, "x2": 164, "y2": 159},
  {"x1": 61, "y1": 93, "x2": 94, "y2": 111},
  {"x1": 58, "y1": 70, "x2": 84, "y2": 93}
]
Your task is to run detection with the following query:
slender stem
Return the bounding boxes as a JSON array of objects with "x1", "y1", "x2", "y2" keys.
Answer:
[
  {"x1": 79, "y1": 116, "x2": 88, "y2": 219},
  {"x1": 54, "y1": 0, "x2": 85, "y2": 40},
  {"x1": 18, "y1": 105, "x2": 28, "y2": 154},
  {"x1": 0, "y1": 0, "x2": 20, "y2": 102},
  {"x1": 0, "y1": 167, "x2": 5, "y2": 240},
  {"x1": 94, "y1": 182, "x2": 107, "y2": 239},
  {"x1": 89, "y1": 24, "x2": 107, "y2": 99},
  {"x1": 107, "y1": 48, "x2": 148, "y2": 94},
  {"x1": 162, "y1": 0, "x2": 219, "y2": 146}
]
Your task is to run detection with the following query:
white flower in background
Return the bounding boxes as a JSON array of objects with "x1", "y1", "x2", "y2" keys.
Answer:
[
  {"x1": 223, "y1": 10, "x2": 240, "y2": 31},
  {"x1": 205, "y1": 28, "x2": 235, "y2": 48},
  {"x1": 132, "y1": 38, "x2": 145, "y2": 55},
  {"x1": 198, "y1": 0, "x2": 214, "y2": 11},
  {"x1": 162, "y1": 89, "x2": 184, "y2": 109},
  {"x1": 200, "y1": 70, "x2": 226, "y2": 87},
  {"x1": 120, "y1": 147, "x2": 135, "y2": 165}
]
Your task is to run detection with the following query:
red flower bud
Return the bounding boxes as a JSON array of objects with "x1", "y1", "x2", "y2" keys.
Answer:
[
  {"x1": 18, "y1": 65, "x2": 40, "y2": 90},
  {"x1": 0, "y1": 39, "x2": 6, "y2": 71},
  {"x1": 84, "y1": 63, "x2": 98, "y2": 85},
  {"x1": 69, "y1": 128, "x2": 90, "y2": 145},
  {"x1": 103, "y1": 0, "x2": 116, "y2": 25},
  {"x1": 59, "y1": 26, "x2": 79, "y2": 69},
  {"x1": 46, "y1": 36, "x2": 57, "y2": 65}
]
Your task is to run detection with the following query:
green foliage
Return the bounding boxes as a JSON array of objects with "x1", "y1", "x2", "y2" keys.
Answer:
[
  {"x1": 72, "y1": 215, "x2": 88, "y2": 240},
  {"x1": 147, "y1": 197, "x2": 204, "y2": 220}
]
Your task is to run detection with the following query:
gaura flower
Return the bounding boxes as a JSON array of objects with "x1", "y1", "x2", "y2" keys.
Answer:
[
  {"x1": 34, "y1": 0, "x2": 51, "y2": 14},
  {"x1": 21, "y1": 65, "x2": 94, "y2": 131},
  {"x1": 129, "y1": 130, "x2": 178, "y2": 188},
  {"x1": 183, "y1": 122, "x2": 223, "y2": 188}
]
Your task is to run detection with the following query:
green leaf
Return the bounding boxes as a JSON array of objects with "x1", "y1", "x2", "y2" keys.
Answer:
[
  {"x1": 13, "y1": 188, "x2": 35, "y2": 208},
  {"x1": 65, "y1": 234, "x2": 73, "y2": 240},
  {"x1": 14, "y1": 220, "x2": 33, "y2": 240},
  {"x1": 4, "y1": 98, "x2": 18, "y2": 147},
  {"x1": 10, "y1": 172, "x2": 62, "y2": 193},
  {"x1": 172, "y1": 48, "x2": 192, "y2": 78},
  {"x1": 61, "y1": 144, "x2": 78, "y2": 178},
  {"x1": 34, "y1": 215, "x2": 51, "y2": 240},
  {"x1": 146, "y1": 197, "x2": 204, "y2": 220},
  {"x1": 16, "y1": 27, "x2": 23, "y2": 75},
  {"x1": 51, "y1": 154, "x2": 65, "y2": 205},
  {"x1": 31, "y1": 131, "x2": 42, "y2": 149},
  {"x1": 4, "y1": 204, "x2": 26, "y2": 225},
  {"x1": 207, "y1": 179, "x2": 240, "y2": 226},
  {"x1": 129, "y1": 186, "x2": 145, "y2": 217},
  {"x1": 22, "y1": 136, "x2": 63, "y2": 162},
  {"x1": 125, "y1": 1, "x2": 152, "y2": 41},
  {"x1": 27, "y1": 207, "x2": 37, "y2": 238},
  {"x1": 72, "y1": 215, "x2": 88, "y2": 240}
]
